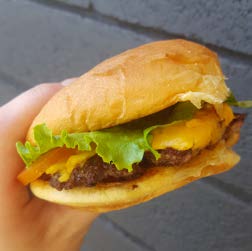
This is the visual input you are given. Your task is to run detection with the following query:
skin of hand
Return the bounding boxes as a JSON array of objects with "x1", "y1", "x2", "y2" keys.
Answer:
[{"x1": 0, "y1": 80, "x2": 99, "y2": 251}]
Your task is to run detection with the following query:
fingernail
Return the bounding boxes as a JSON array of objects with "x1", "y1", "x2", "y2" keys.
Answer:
[{"x1": 61, "y1": 78, "x2": 77, "y2": 86}]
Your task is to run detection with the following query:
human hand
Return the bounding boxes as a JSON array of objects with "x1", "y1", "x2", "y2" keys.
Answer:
[{"x1": 0, "y1": 80, "x2": 98, "y2": 251}]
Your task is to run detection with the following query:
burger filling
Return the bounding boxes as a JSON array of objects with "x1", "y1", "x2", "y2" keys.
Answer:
[
  {"x1": 41, "y1": 148, "x2": 193, "y2": 190},
  {"x1": 16, "y1": 101, "x2": 245, "y2": 190},
  {"x1": 41, "y1": 113, "x2": 244, "y2": 190}
]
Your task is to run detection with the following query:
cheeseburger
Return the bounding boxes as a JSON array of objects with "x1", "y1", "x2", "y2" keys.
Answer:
[{"x1": 16, "y1": 39, "x2": 251, "y2": 212}]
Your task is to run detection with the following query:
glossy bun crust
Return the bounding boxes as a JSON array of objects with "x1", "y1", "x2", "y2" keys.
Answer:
[
  {"x1": 31, "y1": 141, "x2": 239, "y2": 212},
  {"x1": 27, "y1": 39, "x2": 236, "y2": 212},
  {"x1": 27, "y1": 39, "x2": 229, "y2": 142}
]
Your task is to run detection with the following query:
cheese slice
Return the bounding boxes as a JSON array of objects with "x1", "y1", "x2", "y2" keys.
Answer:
[
  {"x1": 45, "y1": 151, "x2": 95, "y2": 182},
  {"x1": 151, "y1": 103, "x2": 233, "y2": 151}
]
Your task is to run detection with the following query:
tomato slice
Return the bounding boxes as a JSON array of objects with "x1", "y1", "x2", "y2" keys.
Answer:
[{"x1": 17, "y1": 148, "x2": 76, "y2": 185}]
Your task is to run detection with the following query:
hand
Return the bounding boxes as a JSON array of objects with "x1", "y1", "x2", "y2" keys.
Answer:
[{"x1": 0, "y1": 80, "x2": 98, "y2": 251}]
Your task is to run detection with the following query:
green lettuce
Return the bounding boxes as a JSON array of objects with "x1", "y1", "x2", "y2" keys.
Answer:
[
  {"x1": 226, "y1": 92, "x2": 252, "y2": 108},
  {"x1": 16, "y1": 102, "x2": 197, "y2": 171}
]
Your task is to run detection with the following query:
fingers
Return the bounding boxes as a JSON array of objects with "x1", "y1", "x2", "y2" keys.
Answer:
[
  {"x1": 38, "y1": 201, "x2": 99, "y2": 248},
  {"x1": 36, "y1": 199, "x2": 99, "y2": 235}
]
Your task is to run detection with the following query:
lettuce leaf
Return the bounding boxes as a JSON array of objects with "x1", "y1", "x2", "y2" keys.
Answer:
[
  {"x1": 226, "y1": 92, "x2": 252, "y2": 108},
  {"x1": 16, "y1": 102, "x2": 197, "y2": 171}
]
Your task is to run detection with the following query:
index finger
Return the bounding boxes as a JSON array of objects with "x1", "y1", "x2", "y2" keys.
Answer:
[{"x1": 0, "y1": 83, "x2": 62, "y2": 143}]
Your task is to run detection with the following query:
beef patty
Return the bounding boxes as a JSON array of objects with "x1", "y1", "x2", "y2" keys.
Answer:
[
  {"x1": 41, "y1": 114, "x2": 245, "y2": 191},
  {"x1": 41, "y1": 147, "x2": 193, "y2": 191}
]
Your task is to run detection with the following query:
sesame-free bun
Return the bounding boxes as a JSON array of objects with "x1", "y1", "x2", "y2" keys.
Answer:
[
  {"x1": 30, "y1": 141, "x2": 239, "y2": 212},
  {"x1": 27, "y1": 39, "x2": 236, "y2": 212},
  {"x1": 27, "y1": 39, "x2": 229, "y2": 142}
]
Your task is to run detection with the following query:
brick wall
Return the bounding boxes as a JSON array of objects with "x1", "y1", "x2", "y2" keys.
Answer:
[{"x1": 0, "y1": 1, "x2": 251, "y2": 250}]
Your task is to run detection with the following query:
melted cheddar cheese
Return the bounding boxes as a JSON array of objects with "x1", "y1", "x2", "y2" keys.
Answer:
[
  {"x1": 151, "y1": 103, "x2": 233, "y2": 150},
  {"x1": 45, "y1": 151, "x2": 95, "y2": 182}
]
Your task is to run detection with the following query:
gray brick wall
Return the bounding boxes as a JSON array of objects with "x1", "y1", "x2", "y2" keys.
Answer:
[
  {"x1": 0, "y1": 0, "x2": 251, "y2": 250},
  {"x1": 54, "y1": 0, "x2": 252, "y2": 55}
]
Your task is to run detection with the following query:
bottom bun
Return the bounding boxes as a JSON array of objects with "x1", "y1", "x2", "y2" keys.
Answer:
[{"x1": 30, "y1": 141, "x2": 239, "y2": 212}]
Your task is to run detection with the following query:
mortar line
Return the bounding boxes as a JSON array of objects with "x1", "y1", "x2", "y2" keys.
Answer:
[
  {"x1": 100, "y1": 215, "x2": 157, "y2": 251},
  {"x1": 201, "y1": 177, "x2": 251, "y2": 208},
  {"x1": 28, "y1": 0, "x2": 252, "y2": 65}
]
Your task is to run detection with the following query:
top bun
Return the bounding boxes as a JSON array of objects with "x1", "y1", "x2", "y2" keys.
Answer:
[{"x1": 27, "y1": 39, "x2": 229, "y2": 142}]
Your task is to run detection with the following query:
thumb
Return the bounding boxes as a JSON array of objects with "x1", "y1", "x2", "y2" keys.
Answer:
[
  {"x1": 0, "y1": 83, "x2": 63, "y2": 143},
  {"x1": 0, "y1": 83, "x2": 65, "y2": 207},
  {"x1": 0, "y1": 83, "x2": 64, "y2": 177}
]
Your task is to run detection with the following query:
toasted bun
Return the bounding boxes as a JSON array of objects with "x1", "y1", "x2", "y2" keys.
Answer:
[
  {"x1": 30, "y1": 141, "x2": 239, "y2": 212},
  {"x1": 27, "y1": 39, "x2": 229, "y2": 142},
  {"x1": 28, "y1": 40, "x2": 235, "y2": 212}
]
